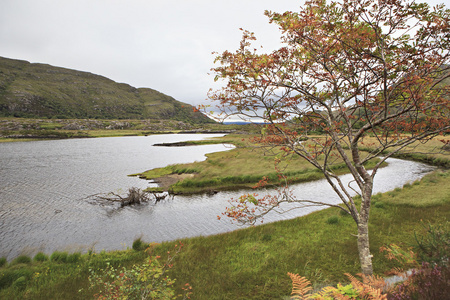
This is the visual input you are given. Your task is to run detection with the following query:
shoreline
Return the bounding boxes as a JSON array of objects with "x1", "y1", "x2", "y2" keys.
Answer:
[
  {"x1": 0, "y1": 117, "x2": 257, "y2": 142},
  {"x1": 137, "y1": 135, "x2": 450, "y2": 195}
]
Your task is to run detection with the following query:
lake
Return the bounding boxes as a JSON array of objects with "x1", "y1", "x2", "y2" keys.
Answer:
[{"x1": 0, "y1": 134, "x2": 435, "y2": 260}]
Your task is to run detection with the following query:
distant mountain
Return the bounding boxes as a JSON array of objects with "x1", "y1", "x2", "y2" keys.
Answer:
[{"x1": 0, "y1": 56, "x2": 214, "y2": 123}]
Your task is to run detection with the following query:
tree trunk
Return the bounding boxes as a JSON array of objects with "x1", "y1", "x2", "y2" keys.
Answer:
[{"x1": 357, "y1": 221, "x2": 373, "y2": 275}]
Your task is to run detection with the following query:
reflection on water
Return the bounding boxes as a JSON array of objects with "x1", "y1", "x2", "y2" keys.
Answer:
[{"x1": 0, "y1": 135, "x2": 435, "y2": 260}]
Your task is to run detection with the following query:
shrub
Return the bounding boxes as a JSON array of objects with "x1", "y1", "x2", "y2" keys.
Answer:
[
  {"x1": 87, "y1": 243, "x2": 192, "y2": 299},
  {"x1": 382, "y1": 225, "x2": 450, "y2": 299},
  {"x1": 11, "y1": 255, "x2": 32, "y2": 265},
  {"x1": 50, "y1": 251, "x2": 68, "y2": 263},
  {"x1": 387, "y1": 263, "x2": 450, "y2": 299},
  {"x1": 33, "y1": 252, "x2": 49, "y2": 262},
  {"x1": 414, "y1": 223, "x2": 449, "y2": 266}
]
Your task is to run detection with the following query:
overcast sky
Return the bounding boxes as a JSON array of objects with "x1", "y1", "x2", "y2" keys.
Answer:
[
  {"x1": 0, "y1": 0, "x2": 445, "y2": 107},
  {"x1": 0, "y1": 0, "x2": 304, "y2": 107}
]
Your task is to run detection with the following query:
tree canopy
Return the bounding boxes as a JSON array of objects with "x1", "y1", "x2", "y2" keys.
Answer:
[{"x1": 209, "y1": 0, "x2": 450, "y2": 275}]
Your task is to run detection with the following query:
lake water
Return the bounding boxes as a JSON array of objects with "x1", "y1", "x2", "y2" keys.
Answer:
[{"x1": 0, "y1": 134, "x2": 435, "y2": 260}]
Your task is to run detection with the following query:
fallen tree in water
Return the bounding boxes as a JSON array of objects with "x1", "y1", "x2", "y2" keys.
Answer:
[{"x1": 94, "y1": 187, "x2": 167, "y2": 207}]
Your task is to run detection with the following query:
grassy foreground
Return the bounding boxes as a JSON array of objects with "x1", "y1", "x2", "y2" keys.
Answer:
[{"x1": 0, "y1": 168, "x2": 448, "y2": 299}]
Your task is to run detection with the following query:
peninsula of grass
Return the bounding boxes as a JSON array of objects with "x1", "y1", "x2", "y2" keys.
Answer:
[
  {"x1": 135, "y1": 134, "x2": 385, "y2": 194},
  {"x1": 1, "y1": 169, "x2": 448, "y2": 299}
]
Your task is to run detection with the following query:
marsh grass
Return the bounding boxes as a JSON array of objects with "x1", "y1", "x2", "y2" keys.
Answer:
[
  {"x1": 377, "y1": 170, "x2": 450, "y2": 207},
  {"x1": 132, "y1": 237, "x2": 149, "y2": 251},
  {"x1": 11, "y1": 256, "x2": 31, "y2": 266},
  {"x1": 137, "y1": 135, "x2": 383, "y2": 194},
  {"x1": 33, "y1": 253, "x2": 48, "y2": 262},
  {"x1": 50, "y1": 251, "x2": 68, "y2": 263},
  {"x1": 358, "y1": 135, "x2": 450, "y2": 167}
]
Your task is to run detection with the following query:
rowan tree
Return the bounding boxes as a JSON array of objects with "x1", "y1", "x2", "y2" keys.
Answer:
[{"x1": 209, "y1": 0, "x2": 450, "y2": 275}]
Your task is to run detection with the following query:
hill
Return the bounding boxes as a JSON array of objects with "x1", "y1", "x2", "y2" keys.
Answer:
[{"x1": 0, "y1": 56, "x2": 214, "y2": 123}]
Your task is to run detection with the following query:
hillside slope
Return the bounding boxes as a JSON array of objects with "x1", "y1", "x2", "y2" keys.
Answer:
[{"x1": 0, "y1": 56, "x2": 213, "y2": 123}]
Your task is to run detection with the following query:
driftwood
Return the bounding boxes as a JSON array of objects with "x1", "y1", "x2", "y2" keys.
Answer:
[
  {"x1": 85, "y1": 187, "x2": 170, "y2": 208},
  {"x1": 152, "y1": 192, "x2": 167, "y2": 203},
  {"x1": 95, "y1": 187, "x2": 170, "y2": 207}
]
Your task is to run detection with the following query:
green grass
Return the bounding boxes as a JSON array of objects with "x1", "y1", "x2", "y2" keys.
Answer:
[
  {"x1": 359, "y1": 135, "x2": 450, "y2": 168},
  {"x1": 1, "y1": 169, "x2": 449, "y2": 299},
  {"x1": 137, "y1": 134, "x2": 383, "y2": 194}
]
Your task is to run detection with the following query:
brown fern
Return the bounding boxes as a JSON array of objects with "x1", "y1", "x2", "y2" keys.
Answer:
[
  {"x1": 313, "y1": 286, "x2": 340, "y2": 299},
  {"x1": 345, "y1": 273, "x2": 387, "y2": 299},
  {"x1": 288, "y1": 272, "x2": 313, "y2": 299}
]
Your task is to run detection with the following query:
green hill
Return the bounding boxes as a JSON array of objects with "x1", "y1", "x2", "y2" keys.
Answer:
[{"x1": 0, "y1": 56, "x2": 214, "y2": 123}]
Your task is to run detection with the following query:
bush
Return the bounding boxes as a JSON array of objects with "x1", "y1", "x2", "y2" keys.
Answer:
[
  {"x1": 50, "y1": 251, "x2": 68, "y2": 263},
  {"x1": 414, "y1": 223, "x2": 449, "y2": 266},
  {"x1": 11, "y1": 255, "x2": 31, "y2": 265},
  {"x1": 388, "y1": 263, "x2": 450, "y2": 299},
  {"x1": 382, "y1": 225, "x2": 450, "y2": 299},
  {"x1": 33, "y1": 252, "x2": 49, "y2": 262},
  {"x1": 87, "y1": 243, "x2": 192, "y2": 299}
]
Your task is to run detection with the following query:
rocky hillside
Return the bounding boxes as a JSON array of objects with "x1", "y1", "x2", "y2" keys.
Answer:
[{"x1": 0, "y1": 56, "x2": 214, "y2": 123}]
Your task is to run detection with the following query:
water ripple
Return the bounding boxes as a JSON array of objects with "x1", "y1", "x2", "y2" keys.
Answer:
[{"x1": 0, "y1": 135, "x2": 435, "y2": 260}]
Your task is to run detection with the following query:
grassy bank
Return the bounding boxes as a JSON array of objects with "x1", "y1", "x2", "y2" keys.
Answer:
[
  {"x1": 136, "y1": 135, "x2": 386, "y2": 194},
  {"x1": 133, "y1": 134, "x2": 354, "y2": 194},
  {"x1": 358, "y1": 135, "x2": 450, "y2": 168},
  {"x1": 136, "y1": 134, "x2": 449, "y2": 194},
  {"x1": 1, "y1": 169, "x2": 448, "y2": 299}
]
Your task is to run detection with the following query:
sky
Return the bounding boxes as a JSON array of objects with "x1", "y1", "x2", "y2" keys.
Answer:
[
  {"x1": 0, "y1": 0, "x2": 445, "y2": 108},
  {"x1": 0, "y1": 0, "x2": 304, "y2": 107}
]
